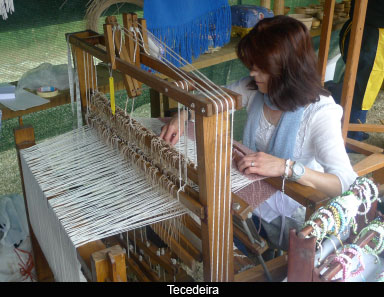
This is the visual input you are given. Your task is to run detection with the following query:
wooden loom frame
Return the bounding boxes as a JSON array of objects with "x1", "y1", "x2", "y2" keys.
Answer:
[{"x1": 14, "y1": 13, "x2": 276, "y2": 283}]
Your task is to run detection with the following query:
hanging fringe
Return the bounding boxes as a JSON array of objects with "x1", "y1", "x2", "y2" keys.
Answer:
[
  {"x1": 0, "y1": 0, "x2": 14, "y2": 20},
  {"x1": 144, "y1": 0, "x2": 231, "y2": 67}
]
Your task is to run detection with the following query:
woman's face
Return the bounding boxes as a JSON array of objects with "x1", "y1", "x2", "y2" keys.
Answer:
[{"x1": 250, "y1": 65, "x2": 269, "y2": 94}]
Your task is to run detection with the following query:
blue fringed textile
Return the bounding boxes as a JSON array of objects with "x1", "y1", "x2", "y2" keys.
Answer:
[{"x1": 144, "y1": 0, "x2": 231, "y2": 67}]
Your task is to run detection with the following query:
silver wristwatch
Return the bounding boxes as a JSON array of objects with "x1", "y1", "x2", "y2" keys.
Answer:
[{"x1": 288, "y1": 161, "x2": 305, "y2": 181}]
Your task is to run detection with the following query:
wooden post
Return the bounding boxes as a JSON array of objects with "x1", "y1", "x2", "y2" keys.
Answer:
[
  {"x1": 123, "y1": 13, "x2": 135, "y2": 65},
  {"x1": 317, "y1": 0, "x2": 336, "y2": 85},
  {"x1": 260, "y1": 0, "x2": 271, "y2": 9},
  {"x1": 72, "y1": 44, "x2": 97, "y2": 113},
  {"x1": 138, "y1": 18, "x2": 149, "y2": 55},
  {"x1": 131, "y1": 13, "x2": 141, "y2": 69},
  {"x1": 105, "y1": 16, "x2": 139, "y2": 97},
  {"x1": 91, "y1": 245, "x2": 127, "y2": 282},
  {"x1": 69, "y1": 31, "x2": 98, "y2": 114},
  {"x1": 103, "y1": 24, "x2": 116, "y2": 70},
  {"x1": 273, "y1": 0, "x2": 285, "y2": 16},
  {"x1": 287, "y1": 229, "x2": 317, "y2": 282},
  {"x1": 340, "y1": 0, "x2": 368, "y2": 140},
  {"x1": 150, "y1": 88, "x2": 162, "y2": 117},
  {"x1": 195, "y1": 111, "x2": 234, "y2": 282}
]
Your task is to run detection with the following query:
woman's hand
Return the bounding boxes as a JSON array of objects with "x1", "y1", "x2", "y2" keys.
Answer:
[
  {"x1": 159, "y1": 111, "x2": 187, "y2": 145},
  {"x1": 237, "y1": 152, "x2": 343, "y2": 197},
  {"x1": 236, "y1": 151, "x2": 286, "y2": 177}
]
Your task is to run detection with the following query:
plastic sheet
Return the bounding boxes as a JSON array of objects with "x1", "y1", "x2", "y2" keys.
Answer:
[{"x1": 16, "y1": 63, "x2": 69, "y2": 92}]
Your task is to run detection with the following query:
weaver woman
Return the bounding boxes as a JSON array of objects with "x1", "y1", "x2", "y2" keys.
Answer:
[{"x1": 160, "y1": 16, "x2": 358, "y2": 251}]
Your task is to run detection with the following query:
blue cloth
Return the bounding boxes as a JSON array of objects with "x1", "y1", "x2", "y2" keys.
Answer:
[
  {"x1": 242, "y1": 92, "x2": 305, "y2": 160},
  {"x1": 144, "y1": 0, "x2": 231, "y2": 67},
  {"x1": 231, "y1": 5, "x2": 274, "y2": 28}
]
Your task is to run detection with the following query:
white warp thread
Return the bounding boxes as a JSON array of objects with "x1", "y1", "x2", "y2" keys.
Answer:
[
  {"x1": 21, "y1": 126, "x2": 188, "y2": 248},
  {"x1": 135, "y1": 117, "x2": 258, "y2": 194},
  {"x1": 20, "y1": 154, "x2": 83, "y2": 282}
]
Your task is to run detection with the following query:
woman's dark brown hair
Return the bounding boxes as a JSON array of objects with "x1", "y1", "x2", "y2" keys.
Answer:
[{"x1": 236, "y1": 15, "x2": 330, "y2": 112}]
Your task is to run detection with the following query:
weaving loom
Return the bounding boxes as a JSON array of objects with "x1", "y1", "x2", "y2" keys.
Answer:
[
  {"x1": 15, "y1": 13, "x2": 284, "y2": 282},
  {"x1": 15, "y1": 0, "x2": 381, "y2": 281},
  {"x1": 16, "y1": 0, "x2": 382, "y2": 282}
]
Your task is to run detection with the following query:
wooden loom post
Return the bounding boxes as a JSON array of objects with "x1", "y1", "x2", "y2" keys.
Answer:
[
  {"x1": 273, "y1": 0, "x2": 285, "y2": 16},
  {"x1": 340, "y1": 0, "x2": 368, "y2": 140},
  {"x1": 90, "y1": 245, "x2": 127, "y2": 282},
  {"x1": 317, "y1": 0, "x2": 336, "y2": 86},
  {"x1": 70, "y1": 31, "x2": 98, "y2": 114},
  {"x1": 195, "y1": 111, "x2": 234, "y2": 282},
  {"x1": 260, "y1": 0, "x2": 271, "y2": 9}
]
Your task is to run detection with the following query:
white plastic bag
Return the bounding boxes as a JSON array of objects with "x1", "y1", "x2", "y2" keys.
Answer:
[
  {"x1": 0, "y1": 194, "x2": 28, "y2": 248},
  {"x1": 17, "y1": 63, "x2": 69, "y2": 91}
]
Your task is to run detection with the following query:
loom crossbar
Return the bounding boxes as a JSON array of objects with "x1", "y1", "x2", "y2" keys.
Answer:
[{"x1": 67, "y1": 31, "x2": 239, "y2": 117}]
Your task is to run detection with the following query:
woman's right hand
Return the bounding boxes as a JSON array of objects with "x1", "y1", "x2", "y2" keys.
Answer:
[{"x1": 159, "y1": 112, "x2": 186, "y2": 145}]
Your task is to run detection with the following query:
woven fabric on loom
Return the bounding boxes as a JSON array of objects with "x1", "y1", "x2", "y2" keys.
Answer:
[
  {"x1": 20, "y1": 125, "x2": 188, "y2": 249},
  {"x1": 143, "y1": 0, "x2": 231, "y2": 67},
  {"x1": 232, "y1": 142, "x2": 277, "y2": 210}
]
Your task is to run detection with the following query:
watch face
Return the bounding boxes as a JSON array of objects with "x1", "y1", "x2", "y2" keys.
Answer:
[{"x1": 293, "y1": 163, "x2": 305, "y2": 176}]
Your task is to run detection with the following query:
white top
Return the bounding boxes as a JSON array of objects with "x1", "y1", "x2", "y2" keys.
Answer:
[{"x1": 228, "y1": 76, "x2": 358, "y2": 222}]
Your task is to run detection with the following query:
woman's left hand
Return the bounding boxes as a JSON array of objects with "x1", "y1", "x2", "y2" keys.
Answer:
[{"x1": 236, "y1": 151, "x2": 286, "y2": 177}]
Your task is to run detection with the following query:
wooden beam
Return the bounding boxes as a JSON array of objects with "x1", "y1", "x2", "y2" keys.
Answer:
[
  {"x1": 348, "y1": 123, "x2": 384, "y2": 133},
  {"x1": 346, "y1": 137, "x2": 384, "y2": 155},
  {"x1": 72, "y1": 46, "x2": 97, "y2": 113},
  {"x1": 124, "y1": 232, "x2": 177, "y2": 276},
  {"x1": 340, "y1": 0, "x2": 369, "y2": 140},
  {"x1": 195, "y1": 111, "x2": 234, "y2": 281},
  {"x1": 91, "y1": 245, "x2": 127, "y2": 282},
  {"x1": 68, "y1": 32, "x2": 238, "y2": 116},
  {"x1": 264, "y1": 177, "x2": 329, "y2": 220},
  {"x1": 353, "y1": 153, "x2": 384, "y2": 177},
  {"x1": 151, "y1": 223, "x2": 196, "y2": 271},
  {"x1": 260, "y1": 0, "x2": 271, "y2": 9},
  {"x1": 273, "y1": 0, "x2": 285, "y2": 16},
  {"x1": 235, "y1": 254, "x2": 288, "y2": 282},
  {"x1": 317, "y1": 0, "x2": 335, "y2": 85},
  {"x1": 233, "y1": 223, "x2": 268, "y2": 255},
  {"x1": 77, "y1": 240, "x2": 107, "y2": 281}
]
